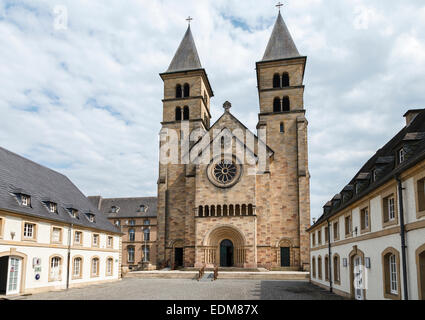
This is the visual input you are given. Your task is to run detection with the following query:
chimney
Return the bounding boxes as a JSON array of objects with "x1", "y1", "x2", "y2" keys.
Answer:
[{"x1": 404, "y1": 109, "x2": 423, "y2": 126}]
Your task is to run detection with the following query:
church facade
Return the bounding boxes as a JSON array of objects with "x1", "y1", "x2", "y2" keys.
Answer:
[{"x1": 157, "y1": 12, "x2": 311, "y2": 271}]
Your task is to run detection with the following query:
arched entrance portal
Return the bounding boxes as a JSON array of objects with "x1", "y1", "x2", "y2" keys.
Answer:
[
  {"x1": 220, "y1": 240, "x2": 234, "y2": 267},
  {"x1": 203, "y1": 225, "x2": 246, "y2": 268}
]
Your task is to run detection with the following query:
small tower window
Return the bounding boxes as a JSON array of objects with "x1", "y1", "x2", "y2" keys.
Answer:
[
  {"x1": 273, "y1": 97, "x2": 281, "y2": 112},
  {"x1": 176, "y1": 84, "x2": 182, "y2": 98},
  {"x1": 183, "y1": 106, "x2": 189, "y2": 120},
  {"x1": 175, "y1": 107, "x2": 182, "y2": 121},
  {"x1": 183, "y1": 83, "x2": 190, "y2": 97},
  {"x1": 280, "y1": 122, "x2": 284, "y2": 133},
  {"x1": 282, "y1": 96, "x2": 290, "y2": 112},
  {"x1": 273, "y1": 73, "x2": 280, "y2": 88},
  {"x1": 282, "y1": 73, "x2": 290, "y2": 87}
]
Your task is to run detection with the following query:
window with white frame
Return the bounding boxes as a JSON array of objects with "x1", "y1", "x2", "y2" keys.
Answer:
[
  {"x1": 52, "y1": 227, "x2": 61, "y2": 243},
  {"x1": 92, "y1": 234, "x2": 99, "y2": 246},
  {"x1": 49, "y1": 202, "x2": 57, "y2": 213},
  {"x1": 143, "y1": 219, "x2": 150, "y2": 225},
  {"x1": 21, "y1": 194, "x2": 31, "y2": 207},
  {"x1": 143, "y1": 228, "x2": 150, "y2": 241},
  {"x1": 107, "y1": 236, "x2": 113, "y2": 247},
  {"x1": 360, "y1": 207, "x2": 370, "y2": 231},
  {"x1": 333, "y1": 221, "x2": 339, "y2": 241},
  {"x1": 318, "y1": 230, "x2": 322, "y2": 245},
  {"x1": 91, "y1": 258, "x2": 99, "y2": 277},
  {"x1": 389, "y1": 254, "x2": 398, "y2": 294},
  {"x1": 73, "y1": 257, "x2": 82, "y2": 277},
  {"x1": 383, "y1": 195, "x2": 396, "y2": 223},
  {"x1": 106, "y1": 258, "x2": 113, "y2": 275},
  {"x1": 143, "y1": 246, "x2": 150, "y2": 262},
  {"x1": 74, "y1": 231, "x2": 82, "y2": 244},
  {"x1": 50, "y1": 256, "x2": 62, "y2": 281},
  {"x1": 129, "y1": 220, "x2": 135, "y2": 226},
  {"x1": 399, "y1": 148, "x2": 406, "y2": 164},
  {"x1": 129, "y1": 229, "x2": 135, "y2": 242},
  {"x1": 23, "y1": 222, "x2": 35, "y2": 239},
  {"x1": 69, "y1": 208, "x2": 79, "y2": 219},
  {"x1": 128, "y1": 246, "x2": 135, "y2": 263}
]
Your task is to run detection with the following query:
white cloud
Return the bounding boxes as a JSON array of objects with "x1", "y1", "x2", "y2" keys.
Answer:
[{"x1": 1, "y1": 0, "x2": 425, "y2": 223}]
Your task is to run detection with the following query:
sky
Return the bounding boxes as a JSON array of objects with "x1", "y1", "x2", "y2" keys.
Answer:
[{"x1": 1, "y1": 0, "x2": 425, "y2": 222}]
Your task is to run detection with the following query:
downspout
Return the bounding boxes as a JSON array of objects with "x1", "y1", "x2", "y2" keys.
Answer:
[
  {"x1": 327, "y1": 219, "x2": 333, "y2": 293},
  {"x1": 66, "y1": 223, "x2": 73, "y2": 290},
  {"x1": 396, "y1": 175, "x2": 408, "y2": 300}
]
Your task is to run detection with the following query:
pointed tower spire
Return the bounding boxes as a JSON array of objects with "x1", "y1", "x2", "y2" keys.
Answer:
[
  {"x1": 262, "y1": 11, "x2": 300, "y2": 61},
  {"x1": 166, "y1": 25, "x2": 202, "y2": 73}
]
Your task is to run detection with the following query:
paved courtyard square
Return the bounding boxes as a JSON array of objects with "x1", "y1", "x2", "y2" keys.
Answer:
[{"x1": 12, "y1": 278, "x2": 344, "y2": 300}]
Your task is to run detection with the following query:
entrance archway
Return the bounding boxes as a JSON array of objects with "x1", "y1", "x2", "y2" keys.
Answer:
[
  {"x1": 203, "y1": 225, "x2": 246, "y2": 267},
  {"x1": 349, "y1": 246, "x2": 366, "y2": 300},
  {"x1": 220, "y1": 240, "x2": 234, "y2": 267}
]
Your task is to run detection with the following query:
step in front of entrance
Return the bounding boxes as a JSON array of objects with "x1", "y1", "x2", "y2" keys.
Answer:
[{"x1": 125, "y1": 270, "x2": 309, "y2": 281}]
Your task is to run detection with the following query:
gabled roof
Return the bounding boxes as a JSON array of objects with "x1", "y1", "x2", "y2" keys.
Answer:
[
  {"x1": 0, "y1": 146, "x2": 120, "y2": 234},
  {"x1": 189, "y1": 110, "x2": 274, "y2": 159},
  {"x1": 262, "y1": 12, "x2": 300, "y2": 62},
  {"x1": 92, "y1": 197, "x2": 157, "y2": 218},
  {"x1": 165, "y1": 26, "x2": 202, "y2": 73}
]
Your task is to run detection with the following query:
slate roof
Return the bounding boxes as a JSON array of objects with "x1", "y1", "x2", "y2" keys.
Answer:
[
  {"x1": 262, "y1": 12, "x2": 300, "y2": 62},
  {"x1": 93, "y1": 197, "x2": 157, "y2": 219},
  {"x1": 308, "y1": 109, "x2": 425, "y2": 231},
  {"x1": 0, "y1": 146, "x2": 121, "y2": 234},
  {"x1": 165, "y1": 25, "x2": 202, "y2": 73}
]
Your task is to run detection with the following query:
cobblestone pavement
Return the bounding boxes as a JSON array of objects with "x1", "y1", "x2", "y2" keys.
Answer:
[{"x1": 14, "y1": 278, "x2": 344, "y2": 300}]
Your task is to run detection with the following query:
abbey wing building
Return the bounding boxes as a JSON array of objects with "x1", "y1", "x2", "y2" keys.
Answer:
[{"x1": 157, "y1": 12, "x2": 311, "y2": 271}]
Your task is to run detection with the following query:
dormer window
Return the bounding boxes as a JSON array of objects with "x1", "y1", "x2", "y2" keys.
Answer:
[
  {"x1": 111, "y1": 206, "x2": 117, "y2": 213},
  {"x1": 372, "y1": 169, "x2": 377, "y2": 182},
  {"x1": 85, "y1": 213, "x2": 95, "y2": 223},
  {"x1": 140, "y1": 205, "x2": 146, "y2": 213},
  {"x1": 49, "y1": 202, "x2": 57, "y2": 213},
  {"x1": 68, "y1": 208, "x2": 79, "y2": 219},
  {"x1": 21, "y1": 194, "x2": 31, "y2": 207},
  {"x1": 399, "y1": 148, "x2": 406, "y2": 164}
]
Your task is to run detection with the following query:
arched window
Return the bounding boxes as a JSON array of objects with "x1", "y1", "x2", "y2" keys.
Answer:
[
  {"x1": 205, "y1": 205, "x2": 209, "y2": 217},
  {"x1": 229, "y1": 205, "x2": 234, "y2": 216},
  {"x1": 211, "y1": 205, "x2": 216, "y2": 216},
  {"x1": 325, "y1": 255, "x2": 329, "y2": 281},
  {"x1": 273, "y1": 97, "x2": 281, "y2": 112},
  {"x1": 72, "y1": 256, "x2": 82, "y2": 278},
  {"x1": 183, "y1": 106, "x2": 189, "y2": 120},
  {"x1": 127, "y1": 246, "x2": 135, "y2": 263},
  {"x1": 129, "y1": 228, "x2": 135, "y2": 242},
  {"x1": 282, "y1": 96, "x2": 290, "y2": 112},
  {"x1": 144, "y1": 228, "x2": 150, "y2": 241},
  {"x1": 273, "y1": 73, "x2": 280, "y2": 88},
  {"x1": 198, "y1": 206, "x2": 203, "y2": 217},
  {"x1": 143, "y1": 245, "x2": 150, "y2": 262},
  {"x1": 242, "y1": 204, "x2": 247, "y2": 216},
  {"x1": 175, "y1": 107, "x2": 182, "y2": 121},
  {"x1": 49, "y1": 256, "x2": 62, "y2": 281},
  {"x1": 106, "y1": 258, "x2": 113, "y2": 276},
  {"x1": 280, "y1": 122, "x2": 284, "y2": 133},
  {"x1": 91, "y1": 257, "x2": 99, "y2": 277},
  {"x1": 248, "y1": 204, "x2": 253, "y2": 216},
  {"x1": 176, "y1": 84, "x2": 182, "y2": 98},
  {"x1": 333, "y1": 254, "x2": 340, "y2": 284},
  {"x1": 282, "y1": 73, "x2": 290, "y2": 87},
  {"x1": 183, "y1": 83, "x2": 190, "y2": 97},
  {"x1": 312, "y1": 257, "x2": 316, "y2": 278},
  {"x1": 235, "y1": 205, "x2": 240, "y2": 216},
  {"x1": 382, "y1": 248, "x2": 401, "y2": 298},
  {"x1": 223, "y1": 205, "x2": 228, "y2": 216},
  {"x1": 217, "y1": 205, "x2": 222, "y2": 217},
  {"x1": 318, "y1": 256, "x2": 322, "y2": 279}
]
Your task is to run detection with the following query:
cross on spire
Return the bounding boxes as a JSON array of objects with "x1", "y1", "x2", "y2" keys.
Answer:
[
  {"x1": 186, "y1": 16, "x2": 193, "y2": 26},
  {"x1": 275, "y1": 1, "x2": 284, "y2": 12}
]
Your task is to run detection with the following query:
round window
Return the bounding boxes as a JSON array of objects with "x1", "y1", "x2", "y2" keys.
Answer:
[{"x1": 207, "y1": 158, "x2": 241, "y2": 188}]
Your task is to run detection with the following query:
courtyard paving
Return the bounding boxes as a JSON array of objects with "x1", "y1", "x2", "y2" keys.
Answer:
[{"x1": 12, "y1": 278, "x2": 344, "y2": 300}]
